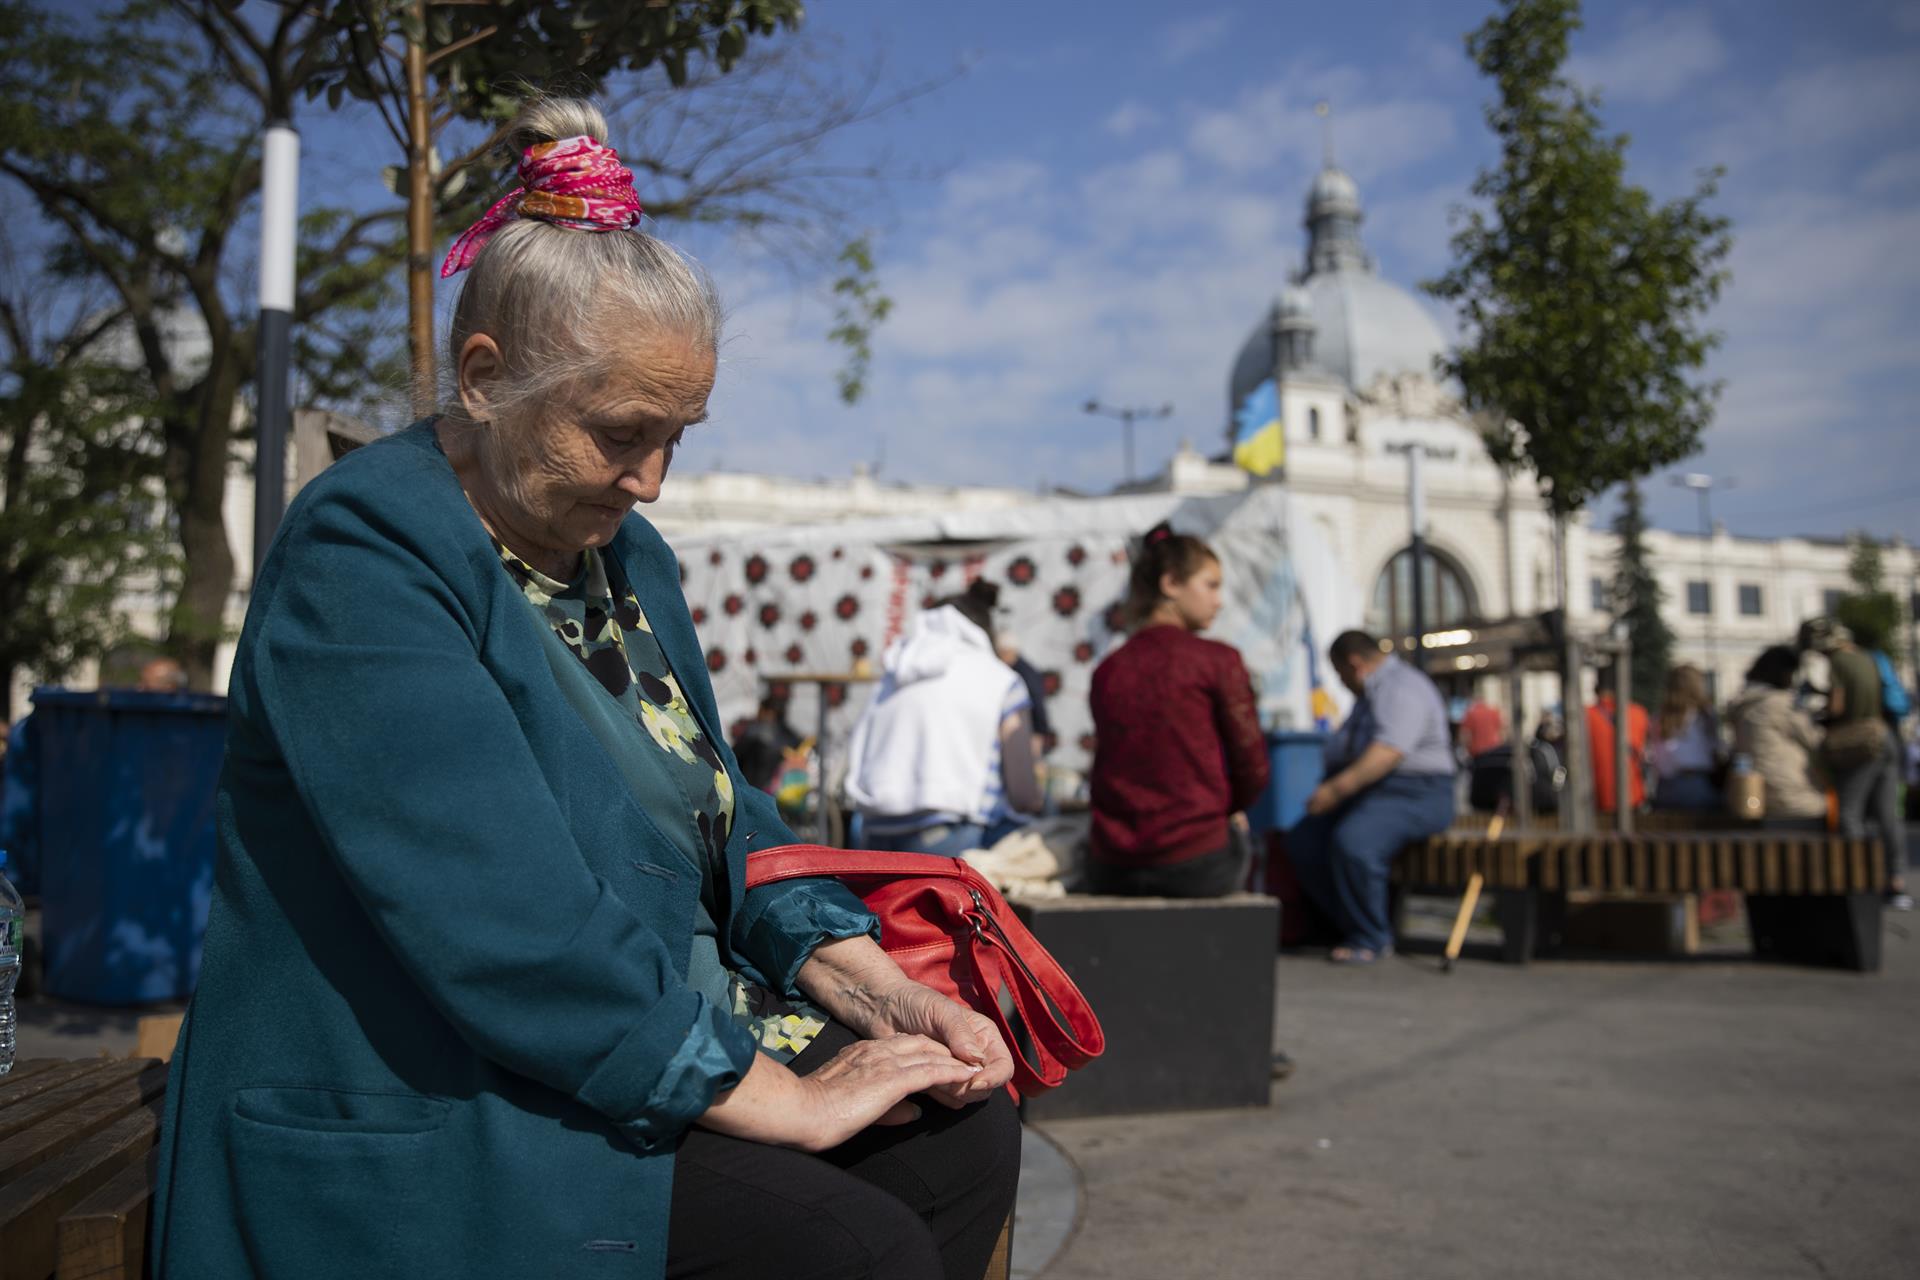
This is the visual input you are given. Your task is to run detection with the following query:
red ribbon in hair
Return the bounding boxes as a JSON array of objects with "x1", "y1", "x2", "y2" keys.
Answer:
[{"x1": 439, "y1": 135, "x2": 643, "y2": 278}]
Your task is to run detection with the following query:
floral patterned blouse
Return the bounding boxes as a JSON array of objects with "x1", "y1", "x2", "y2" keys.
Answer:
[{"x1": 496, "y1": 539, "x2": 828, "y2": 1061}]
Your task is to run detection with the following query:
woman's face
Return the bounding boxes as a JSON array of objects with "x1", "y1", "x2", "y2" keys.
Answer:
[
  {"x1": 475, "y1": 327, "x2": 715, "y2": 555},
  {"x1": 1161, "y1": 558, "x2": 1223, "y2": 632}
]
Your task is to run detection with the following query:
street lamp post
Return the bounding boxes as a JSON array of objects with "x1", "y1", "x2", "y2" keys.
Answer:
[
  {"x1": 1083, "y1": 399, "x2": 1172, "y2": 487},
  {"x1": 1672, "y1": 472, "x2": 1735, "y2": 699}
]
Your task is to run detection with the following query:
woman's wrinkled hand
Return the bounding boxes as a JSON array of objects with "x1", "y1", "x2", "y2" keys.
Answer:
[
  {"x1": 797, "y1": 1034, "x2": 982, "y2": 1151},
  {"x1": 876, "y1": 982, "x2": 1016, "y2": 1108}
]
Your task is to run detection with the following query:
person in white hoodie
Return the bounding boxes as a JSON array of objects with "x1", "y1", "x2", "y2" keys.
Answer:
[{"x1": 846, "y1": 586, "x2": 1044, "y2": 856}]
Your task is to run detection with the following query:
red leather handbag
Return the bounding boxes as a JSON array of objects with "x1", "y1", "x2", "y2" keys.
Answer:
[{"x1": 745, "y1": 845, "x2": 1105, "y2": 1098}]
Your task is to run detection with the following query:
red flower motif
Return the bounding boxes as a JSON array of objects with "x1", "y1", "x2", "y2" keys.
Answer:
[
  {"x1": 859, "y1": 565, "x2": 874, "y2": 580},
  {"x1": 825, "y1": 683, "x2": 847, "y2": 708},
  {"x1": 723, "y1": 594, "x2": 744, "y2": 617},
  {"x1": 1041, "y1": 670, "x2": 1063, "y2": 697},
  {"x1": 1007, "y1": 556, "x2": 1037, "y2": 586},
  {"x1": 1074, "y1": 641, "x2": 1095, "y2": 663},
  {"x1": 758, "y1": 602, "x2": 781, "y2": 629},
  {"x1": 799, "y1": 610, "x2": 819, "y2": 632},
  {"x1": 1052, "y1": 585, "x2": 1081, "y2": 617},
  {"x1": 790, "y1": 554, "x2": 816, "y2": 583},
  {"x1": 708, "y1": 550, "x2": 724, "y2": 567},
  {"x1": 784, "y1": 643, "x2": 804, "y2": 665},
  {"x1": 1103, "y1": 602, "x2": 1124, "y2": 633},
  {"x1": 744, "y1": 554, "x2": 769, "y2": 585},
  {"x1": 691, "y1": 606, "x2": 708, "y2": 625},
  {"x1": 850, "y1": 637, "x2": 869, "y2": 659},
  {"x1": 1078, "y1": 733, "x2": 1098, "y2": 754},
  {"x1": 835, "y1": 594, "x2": 859, "y2": 621},
  {"x1": 831, "y1": 547, "x2": 844, "y2": 560},
  {"x1": 744, "y1": 648, "x2": 758, "y2": 666},
  {"x1": 1066, "y1": 545, "x2": 1087, "y2": 567},
  {"x1": 920, "y1": 593, "x2": 939, "y2": 610},
  {"x1": 929, "y1": 561, "x2": 948, "y2": 580},
  {"x1": 707, "y1": 649, "x2": 727, "y2": 673}
]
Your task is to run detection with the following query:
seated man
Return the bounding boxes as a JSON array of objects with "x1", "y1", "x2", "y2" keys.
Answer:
[{"x1": 1288, "y1": 630, "x2": 1456, "y2": 964}]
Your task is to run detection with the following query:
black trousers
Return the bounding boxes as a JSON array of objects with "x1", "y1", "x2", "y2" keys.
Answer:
[
  {"x1": 1086, "y1": 831, "x2": 1252, "y2": 898},
  {"x1": 664, "y1": 1019, "x2": 1022, "y2": 1280}
]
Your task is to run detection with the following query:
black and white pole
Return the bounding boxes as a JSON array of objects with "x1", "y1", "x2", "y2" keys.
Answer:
[
  {"x1": 253, "y1": 120, "x2": 299, "y2": 583},
  {"x1": 1408, "y1": 444, "x2": 1428, "y2": 654}
]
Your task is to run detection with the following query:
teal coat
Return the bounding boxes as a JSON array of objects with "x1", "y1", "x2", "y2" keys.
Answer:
[{"x1": 150, "y1": 423, "x2": 875, "y2": 1277}]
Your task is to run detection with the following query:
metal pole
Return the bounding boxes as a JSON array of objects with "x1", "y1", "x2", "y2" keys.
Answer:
[
  {"x1": 1698, "y1": 486, "x2": 1716, "y2": 698},
  {"x1": 1123, "y1": 413, "x2": 1135, "y2": 486},
  {"x1": 1508, "y1": 670, "x2": 1532, "y2": 829},
  {"x1": 1409, "y1": 446, "x2": 1428, "y2": 654},
  {"x1": 254, "y1": 121, "x2": 299, "y2": 580}
]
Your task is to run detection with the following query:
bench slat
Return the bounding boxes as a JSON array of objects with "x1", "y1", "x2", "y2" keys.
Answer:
[
  {"x1": 0, "y1": 1063, "x2": 165, "y2": 1184},
  {"x1": 56, "y1": 1148, "x2": 158, "y2": 1280},
  {"x1": 0, "y1": 1100, "x2": 161, "y2": 1280},
  {"x1": 0, "y1": 1064, "x2": 122, "y2": 1125},
  {"x1": 0, "y1": 1064, "x2": 152, "y2": 1146},
  {"x1": 0, "y1": 1063, "x2": 62, "y2": 1093}
]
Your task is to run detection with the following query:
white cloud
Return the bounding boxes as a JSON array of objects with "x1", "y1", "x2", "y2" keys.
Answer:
[
  {"x1": 1185, "y1": 82, "x2": 1457, "y2": 181},
  {"x1": 1859, "y1": 149, "x2": 1920, "y2": 193},
  {"x1": 1161, "y1": 13, "x2": 1233, "y2": 65},
  {"x1": 1568, "y1": 8, "x2": 1727, "y2": 104},
  {"x1": 1103, "y1": 101, "x2": 1161, "y2": 138}
]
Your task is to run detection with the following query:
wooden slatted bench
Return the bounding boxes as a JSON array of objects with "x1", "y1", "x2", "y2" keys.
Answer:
[
  {"x1": 1393, "y1": 830, "x2": 1887, "y2": 971},
  {"x1": 0, "y1": 1058, "x2": 167, "y2": 1280}
]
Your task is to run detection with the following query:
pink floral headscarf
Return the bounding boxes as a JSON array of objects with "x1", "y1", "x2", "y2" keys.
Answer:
[{"x1": 439, "y1": 135, "x2": 643, "y2": 278}]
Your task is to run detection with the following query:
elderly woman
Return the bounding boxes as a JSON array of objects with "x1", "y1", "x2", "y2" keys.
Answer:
[{"x1": 150, "y1": 98, "x2": 1017, "y2": 1280}]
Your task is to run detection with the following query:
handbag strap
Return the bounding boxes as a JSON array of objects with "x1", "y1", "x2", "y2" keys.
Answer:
[{"x1": 745, "y1": 844, "x2": 980, "y2": 886}]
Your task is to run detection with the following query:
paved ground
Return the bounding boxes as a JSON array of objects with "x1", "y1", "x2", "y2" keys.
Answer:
[
  {"x1": 1031, "y1": 905, "x2": 1919, "y2": 1280},
  {"x1": 15, "y1": 899, "x2": 1919, "y2": 1280}
]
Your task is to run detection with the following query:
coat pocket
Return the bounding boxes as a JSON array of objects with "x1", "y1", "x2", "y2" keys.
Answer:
[{"x1": 226, "y1": 1087, "x2": 452, "y2": 1277}]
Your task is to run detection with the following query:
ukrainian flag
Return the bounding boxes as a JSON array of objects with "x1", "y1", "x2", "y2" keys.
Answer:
[{"x1": 1233, "y1": 377, "x2": 1284, "y2": 477}]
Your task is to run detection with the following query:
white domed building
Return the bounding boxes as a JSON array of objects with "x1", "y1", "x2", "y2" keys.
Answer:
[{"x1": 1208, "y1": 160, "x2": 1593, "y2": 694}]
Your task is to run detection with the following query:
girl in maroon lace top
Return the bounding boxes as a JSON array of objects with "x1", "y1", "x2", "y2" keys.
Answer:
[{"x1": 1087, "y1": 524, "x2": 1270, "y2": 896}]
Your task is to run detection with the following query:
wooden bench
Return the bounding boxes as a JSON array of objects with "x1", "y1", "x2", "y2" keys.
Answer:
[
  {"x1": 0, "y1": 1058, "x2": 167, "y2": 1280},
  {"x1": 1394, "y1": 830, "x2": 1887, "y2": 971}
]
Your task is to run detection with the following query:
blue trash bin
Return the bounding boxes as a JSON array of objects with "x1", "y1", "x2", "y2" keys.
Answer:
[
  {"x1": 30, "y1": 687, "x2": 229, "y2": 1004},
  {"x1": 1246, "y1": 731, "x2": 1327, "y2": 834}
]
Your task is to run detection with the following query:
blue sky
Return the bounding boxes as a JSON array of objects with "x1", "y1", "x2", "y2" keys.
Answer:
[{"x1": 634, "y1": 0, "x2": 1920, "y2": 548}]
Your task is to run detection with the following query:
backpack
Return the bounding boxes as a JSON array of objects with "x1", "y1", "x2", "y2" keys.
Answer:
[{"x1": 1872, "y1": 650, "x2": 1911, "y2": 720}]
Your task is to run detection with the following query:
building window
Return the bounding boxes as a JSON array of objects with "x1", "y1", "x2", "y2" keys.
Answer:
[
  {"x1": 1367, "y1": 545, "x2": 1476, "y2": 640},
  {"x1": 1686, "y1": 581, "x2": 1711, "y2": 615},
  {"x1": 1308, "y1": 407, "x2": 1321, "y2": 441},
  {"x1": 1590, "y1": 576, "x2": 1609, "y2": 613},
  {"x1": 1822, "y1": 588, "x2": 1843, "y2": 616},
  {"x1": 1738, "y1": 584, "x2": 1762, "y2": 616}
]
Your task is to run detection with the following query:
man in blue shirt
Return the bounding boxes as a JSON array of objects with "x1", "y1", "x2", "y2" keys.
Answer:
[{"x1": 1287, "y1": 630, "x2": 1456, "y2": 963}]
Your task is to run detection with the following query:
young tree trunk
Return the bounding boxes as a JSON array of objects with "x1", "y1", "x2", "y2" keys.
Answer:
[
  {"x1": 1553, "y1": 513, "x2": 1595, "y2": 832},
  {"x1": 165, "y1": 368, "x2": 240, "y2": 692},
  {"x1": 405, "y1": 5, "x2": 436, "y2": 417}
]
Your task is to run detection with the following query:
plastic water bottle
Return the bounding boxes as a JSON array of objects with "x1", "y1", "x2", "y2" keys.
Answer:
[{"x1": 0, "y1": 850, "x2": 22, "y2": 1076}]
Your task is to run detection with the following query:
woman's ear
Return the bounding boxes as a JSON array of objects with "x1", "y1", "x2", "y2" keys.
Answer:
[
  {"x1": 457, "y1": 332, "x2": 504, "y2": 421},
  {"x1": 1158, "y1": 570, "x2": 1182, "y2": 600}
]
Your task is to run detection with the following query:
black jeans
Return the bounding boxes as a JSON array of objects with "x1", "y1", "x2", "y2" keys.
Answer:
[{"x1": 664, "y1": 1018, "x2": 1022, "y2": 1280}]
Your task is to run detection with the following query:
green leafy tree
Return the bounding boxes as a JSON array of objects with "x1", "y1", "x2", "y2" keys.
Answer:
[
  {"x1": 2, "y1": 0, "x2": 906, "y2": 688},
  {"x1": 1836, "y1": 534, "x2": 1903, "y2": 657},
  {"x1": 296, "y1": 0, "x2": 807, "y2": 406},
  {"x1": 0, "y1": 249, "x2": 173, "y2": 721},
  {"x1": 1608, "y1": 479, "x2": 1672, "y2": 709},
  {"x1": 0, "y1": 0, "x2": 405, "y2": 687},
  {"x1": 1426, "y1": 0, "x2": 1731, "y2": 532},
  {"x1": 1425, "y1": 0, "x2": 1731, "y2": 824}
]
